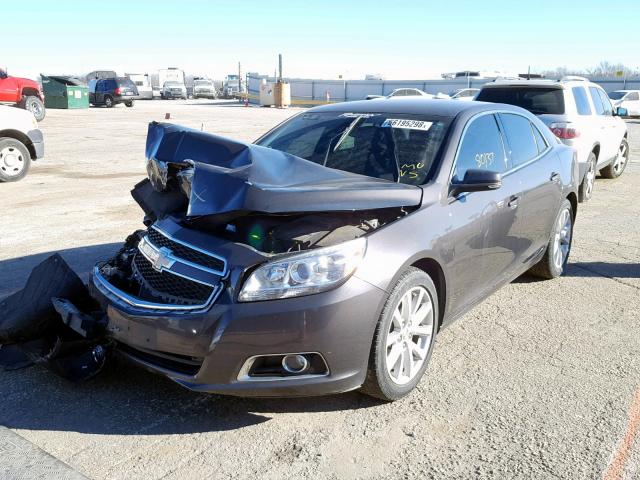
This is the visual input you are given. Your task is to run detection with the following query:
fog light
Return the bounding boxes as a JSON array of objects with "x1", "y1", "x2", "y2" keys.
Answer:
[{"x1": 281, "y1": 354, "x2": 309, "y2": 374}]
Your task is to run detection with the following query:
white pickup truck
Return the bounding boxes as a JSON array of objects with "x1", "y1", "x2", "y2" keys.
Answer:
[{"x1": 0, "y1": 105, "x2": 44, "y2": 182}]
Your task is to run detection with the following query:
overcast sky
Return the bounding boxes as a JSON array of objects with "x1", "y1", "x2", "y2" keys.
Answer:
[{"x1": 4, "y1": 0, "x2": 639, "y2": 80}]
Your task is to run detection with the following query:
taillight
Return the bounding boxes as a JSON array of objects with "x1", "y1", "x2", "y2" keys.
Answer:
[
  {"x1": 114, "y1": 87, "x2": 121, "y2": 94},
  {"x1": 549, "y1": 123, "x2": 580, "y2": 139}
]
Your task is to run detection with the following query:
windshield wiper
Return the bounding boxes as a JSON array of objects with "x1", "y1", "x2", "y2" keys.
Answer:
[{"x1": 323, "y1": 116, "x2": 365, "y2": 166}]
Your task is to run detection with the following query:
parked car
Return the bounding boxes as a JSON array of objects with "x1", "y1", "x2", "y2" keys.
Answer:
[
  {"x1": 88, "y1": 98, "x2": 578, "y2": 401},
  {"x1": 367, "y1": 88, "x2": 434, "y2": 100},
  {"x1": 608, "y1": 90, "x2": 640, "y2": 117},
  {"x1": 440, "y1": 88, "x2": 480, "y2": 100},
  {"x1": 476, "y1": 77, "x2": 629, "y2": 202},
  {"x1": 0, "y1": 69, "x2": 45, "y2": 121},
  {"x1": 0, "y1": 105, "x2": 44, "y2": 182},
  {"x1": 193, "y1": 79, "x2": 217, "y2": 99},
  {"x1": 161, "y1": 81, "x2": 187, "y2": 99},
  {"x1": 89, "y1": 77, "x2": 138, "y2": 108}
]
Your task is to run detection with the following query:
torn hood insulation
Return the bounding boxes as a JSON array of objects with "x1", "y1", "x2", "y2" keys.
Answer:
[{"x1": 143, "y1": 122, "x2": 423, "y2": 218}]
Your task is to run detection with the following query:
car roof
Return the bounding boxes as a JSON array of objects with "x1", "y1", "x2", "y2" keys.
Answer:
[
  {"x1": 309, "y1": 97, "x2": 527, "y2": 118},
  {"x1": 481, "y1": 78, "x2": 603, "y2": 90}
]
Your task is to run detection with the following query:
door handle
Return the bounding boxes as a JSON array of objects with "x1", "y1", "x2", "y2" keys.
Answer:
[
  {"x1": 550, "y1": 172, "x2": 560, "y2": 183},
  {"x1": 508, "y1": 195, "x2": 520, "y2": 208}
]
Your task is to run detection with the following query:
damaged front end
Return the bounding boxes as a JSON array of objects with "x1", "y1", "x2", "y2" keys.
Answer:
[{"x1": 1, "y1": 122, "x2": 422, "y2": 385}]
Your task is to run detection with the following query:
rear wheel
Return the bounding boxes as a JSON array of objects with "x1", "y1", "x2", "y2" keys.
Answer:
[
  {"x1": 360, "y1": 268, "x2": 438, "y2": 401},
  {"x1": 104, "y1": 95, "x2": 114, "y2": 108},
  {"x1": 21, "y1": 96, "x2": 45, "y2": 121},
  {"x1": 0, "y1": 137, "x2": 31, "y2": 182},
  {"x1": 578, "y1": 152, "x2": 596, "y2": 202},
  {"x1": 600, "y1": 138, "x2": 629, "y2": 179},
  {"x1": 529, "y1": 199, "x2": 573, "y2": 279},
  {"x1": 125, "y1": 100, "x2": 134, "y2": 107}
]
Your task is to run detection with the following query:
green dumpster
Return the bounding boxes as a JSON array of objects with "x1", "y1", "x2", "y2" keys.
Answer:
[{"x1": 41, "y1": 75, "x2": 89, "y2": 109}]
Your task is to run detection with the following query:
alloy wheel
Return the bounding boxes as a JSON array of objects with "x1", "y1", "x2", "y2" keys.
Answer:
[
  {"x1": 613, "y1": 141, "x2": 628, "y2": 175},
  {"x1": 552, "y1": 207, "x2": 572, "y2": 270},
  {"x1": 28, "y1": 100, "x2": 42, "y2": 118},
  {"x1": 0, "y1": 145, "x2": 25, "y2": 177},
  {"x1": 385, "y1": 286, "x2": 434, "y2": 385},
  {"x1": 585, "y1": 160, "x2": 596, "y2": 198}
]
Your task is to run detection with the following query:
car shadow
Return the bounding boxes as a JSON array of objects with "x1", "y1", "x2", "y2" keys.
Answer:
[
  {"x1": 514, "y1": 261, "x2": 640, "y2": 284},
  {"x1": 0, "y1": 244, "x2": 383, "y2": 436},
  {"x1": 564, "y1": 261, "x2": 640, "y2": 279}
]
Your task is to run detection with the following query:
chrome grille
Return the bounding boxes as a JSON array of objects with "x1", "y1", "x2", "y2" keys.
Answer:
[
  {"x1": 132, "y1": 254, "x2": 214, "y2": 305},
  {"x1": 147, "y1": 227, "x2": 225, "y2": 273}
]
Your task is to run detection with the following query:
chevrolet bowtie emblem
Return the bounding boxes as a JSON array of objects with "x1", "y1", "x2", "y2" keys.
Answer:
[
  {"x1": 152, "y1": 247, "x2": 175, "y2": 272},
  {"x1": 139, "y1": 237, "x2": 175, "y2": 272}
]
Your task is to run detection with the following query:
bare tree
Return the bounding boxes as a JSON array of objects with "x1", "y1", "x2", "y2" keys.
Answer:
[{"x1": 587, "y1": 61, "x2": 634, "y2": 77}]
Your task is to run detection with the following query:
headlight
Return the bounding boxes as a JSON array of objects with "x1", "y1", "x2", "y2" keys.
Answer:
[{"x1": 238, "y1": 238, "x2": 366, "y2": 302}]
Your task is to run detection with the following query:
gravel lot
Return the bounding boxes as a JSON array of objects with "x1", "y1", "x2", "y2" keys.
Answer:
[{"x1": 1, "y1": 100, "x2": 639, "y2": 480}]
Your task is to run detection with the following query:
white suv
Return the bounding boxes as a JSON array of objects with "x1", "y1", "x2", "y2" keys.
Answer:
[{"x1": 477, "y1": 76, "x2": 629, "y2": 202}]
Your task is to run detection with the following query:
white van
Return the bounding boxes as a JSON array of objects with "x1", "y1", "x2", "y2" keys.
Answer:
[{"x1": 125, "y1": 73, "x2": 153, "y2": 100}]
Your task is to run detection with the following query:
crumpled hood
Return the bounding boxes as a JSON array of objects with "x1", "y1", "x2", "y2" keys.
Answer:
[{"x1": 143, "y1": 122, "x2": 422, "y2": 218}]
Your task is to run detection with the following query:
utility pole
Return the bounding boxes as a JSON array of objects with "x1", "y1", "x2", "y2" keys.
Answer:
[
  {"x1": 278, "y1": 53, "x2": 283, "y2": 82},
  {"x1": 238, "y1": 61, "x2": 241, "y2": 94}
]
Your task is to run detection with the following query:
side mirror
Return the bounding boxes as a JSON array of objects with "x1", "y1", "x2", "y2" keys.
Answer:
[
  {"x1": 450, "y1": 169, "x2": 502, "y2": 196},
  {"x1": 615, "y1": 107, "x2": 628, "y2": 117}
]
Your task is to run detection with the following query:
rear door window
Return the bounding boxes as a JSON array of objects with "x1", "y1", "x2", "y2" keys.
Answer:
[
  {"x1": 498, "y1": 113, "x2": 539, "y2": 167},
  {"x1": 476, "y1": 87, "x2": 565, "y2": 115},
  {"x1": 453, "y1": 114, "x2": 508, "y2": 181},
  {"x1": 530, "y1": 123, "x2": 549, "y2": 154},
  {"x1": 597, "y1": 89, "x2": 613, "y2": 115},
  {"x1": 628, "y1": 92, "x2": 640, "y2": 101},
  {"x1": 572, "y1": 87, "x2": 592, "y2": 115},
  {"x1": 589, "y1": 87, "x2": 606, "y2": 115}
]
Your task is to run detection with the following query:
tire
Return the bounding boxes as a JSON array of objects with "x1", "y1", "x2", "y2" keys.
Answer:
[
  {"x1": 578, "y1": 152, "x2": 596, "y2": 202},
  {"x1": 125, "y1": 100, "x2": 134, "y2": 107},
  {"x1": 528, "y1": 199, "x2": 573, "y2": 279},
  {"x1": 21, "y1": 96, "x2": 45, "y2": 121},
  {"x1": 600, "y1": 138, "x2": 629, "y2": 179},
  {"x1": 104, "y1": 95, "x2": 114, "y2": 108},
  {"x1": 0, "y1": 137, "x2": 31, "y2": 182},
  {"x1": 360, "y1": 267, "x2": 438, "y2": 401}
]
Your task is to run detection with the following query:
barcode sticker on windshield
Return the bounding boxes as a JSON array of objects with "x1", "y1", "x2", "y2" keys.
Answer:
[{"x1": 382, "y1": 119, "x2": 433, "y2": 131}]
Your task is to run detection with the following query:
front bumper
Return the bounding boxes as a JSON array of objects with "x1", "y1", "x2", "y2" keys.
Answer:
[
  {"x1": 90, "y1": 271, "x2": 386, "y2": 397},
  {"x1": 163, "y1": 92, "x2": 187, "y2": 98},
  {"x1": 27, "y1": 129, "x2": 44, "y2": 159}
]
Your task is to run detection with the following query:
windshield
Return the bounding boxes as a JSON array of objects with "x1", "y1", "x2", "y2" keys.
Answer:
[
  {"x1": 194, "y1": 80, "x2": 212, "y2": 86},
  {"x1": 476, "y1": 87, "x2": 565, "y2": 115},
  {"x1": 165, "y1": 82, "x2": 181, "y2": 87},
  {"x1": 255, "y1": 112, "x2": 450, "y2": 185},
  {"x1": 608, "y1": 91, "x2": 627, "y2": 100}
]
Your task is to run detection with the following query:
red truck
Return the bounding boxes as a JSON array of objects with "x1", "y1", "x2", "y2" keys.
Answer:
[{"x1": 0, "y1": 68, "x2": 45, "y2": 121}]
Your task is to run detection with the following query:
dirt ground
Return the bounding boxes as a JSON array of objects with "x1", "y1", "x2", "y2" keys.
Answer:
[{"x1": 1, "y1": 100, "x2": 639, "y2": 479}]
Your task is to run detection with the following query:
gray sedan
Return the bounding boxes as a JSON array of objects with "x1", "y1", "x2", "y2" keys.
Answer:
[{"x1": 88, "y1": 98, "x2": 578, "y2": 401}]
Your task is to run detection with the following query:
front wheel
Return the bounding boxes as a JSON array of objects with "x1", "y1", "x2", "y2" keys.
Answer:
[
  {"x1": 528, "y1": 199, "x2": 574, "y2": 279},
  {"x1": 0, "y1": 137, "x2": 31, "y2": 182},
  {"x1": 360, "y1": 267, "x2": 438, "y2": 401},
  {"x1": 21, "y1": 96, "x2": 45, "y2": 121},
  {"x1": 600, "y1": 138, "x2": 629, "y2": 179}
]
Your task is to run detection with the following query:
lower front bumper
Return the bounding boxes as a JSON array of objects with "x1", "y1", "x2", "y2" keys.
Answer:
[{"x1": 91, "y1": 274, "x2": 388, "y2": 397}]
